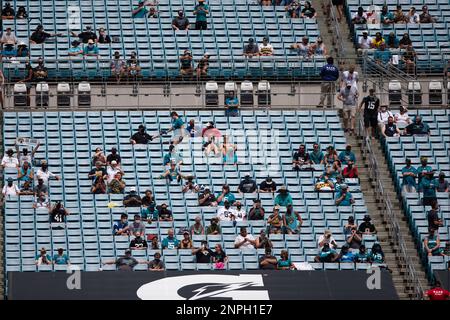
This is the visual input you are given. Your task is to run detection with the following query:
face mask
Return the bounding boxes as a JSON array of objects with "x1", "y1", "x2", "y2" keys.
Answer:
[{"x1": 237, "y1": 205, "x2": 242, "y2": 210}]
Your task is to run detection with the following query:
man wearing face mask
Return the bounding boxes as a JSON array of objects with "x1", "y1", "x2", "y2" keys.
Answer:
[
  {"x1": 36, "y1": 161, "x2": 60, "y2": 184},
  {"x1": 399, "y1": 33, "x2": 412, "y2": 49},
  {"x1": 405, "y1": 115, "x2": 430, "y2": 136},
  {"x1": 193, "y1": 0, "x2": 209, "y2": 30},
  {"x1": 106, "y1": 147, "x2": 121, "y2": 166},
  {"x1": 1, "y1": 149, "x2": 19, "y2": 168},
  {"x1": 83, "y1": 39, "x2": 99, "y2": 56},
  {"x1": 130, "y1": 124, "x2": 152, "y2": 144},
  {"x1": 259, "y1": 177, "x2": 277, "y2": 193},
  {"x1": 216, "y1": 199, "x2": 236, "y2": 222},
  {"x1": 237, "y1": 173, "x2": 257, "y2": 194},
  {"x1": 70, "y1": 25, "x2": 97, "y2": 44},
  {"x1": 358, "y1": 31, "x2": 372, "y2": 54},
  {"x1": 243, "y1": 38, "x2": 259, "y2": 57},
  {"x1": 32, "y1": 58, "x2": 48, "y2": 82},
  {"x1": 2, "y1": 177, "x2": 20, "y2": 197},
  {"x1": 29, "y1": 25, "x2": 61, "y2": 44},
  {"x1": 172, "y1": 10, "x2": 190, "y2": 31},
  {"x1": 381, "y1": 116, "x2": 401, "y2": 137},
  {"x1": 127, "y1": 51, "x2": 141, "y2": 78},
  {"x1": 377, "y1": 105, "x2": 393, "y2": 130},
  {"x1": 338, "y1": 81, "x2": 359, "y2": 135}
]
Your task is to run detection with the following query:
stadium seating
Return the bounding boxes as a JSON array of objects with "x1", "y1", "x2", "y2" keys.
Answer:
[
  {"x1": 382, "y1": 109, "x2": 450, "y2": 277},
  {"x1": 3, "y1": 109, "x2": 376, "y2": 272},
  {"x1": 1, "y1": 0, "x2": 325, "y2": 80}
]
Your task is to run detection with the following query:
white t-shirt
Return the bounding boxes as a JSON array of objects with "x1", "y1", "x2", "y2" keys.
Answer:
[
  {"x1": 234, "y1": 234, "x2": 256, "y2": 249},
  {"x1": 258, "y1": 43, "x2": 274, "y2": 55},
  {"x1": 234, "y1": 209, "x2": 247, "y2": 222},
  {"x1": 107, "y1": 166, "x2": 120, "y2": 183},
  {"x1": 217, "y1": 207, "x2": 237, "y2": 222},
  {"x1": 342, "y1": 71, "x2": 359, "y2": 88},
  {"x1": 377, "y1": 111, "x2": 393, "y2": 124},
  {"x1": 394, "y1": 112, "x2": 410, "y2": 125},
  {"x1": 0, "y1": 32, "x2": 17, "y2": 44},
  {"x1": 359, "y1": 36, "x2": 372, "y2": 49},
  {"x1": 1, "y1": 155, "x2": 19, "y2": 168},
  {"x1": 407, "y1": 13, "x2": 420, "y2": 23},
  {"x1": 2, "y1": 184, "x2": 20, "y2": 196},
  {"x1": 36, "y1": 169, "x2": 57, "y2": 183},
  {"x1": 19, "y1": 154, "x2": 33, "y2": 167},
  {"x1": 318, "y1": 234, "x2": 337, "y2": 248}
]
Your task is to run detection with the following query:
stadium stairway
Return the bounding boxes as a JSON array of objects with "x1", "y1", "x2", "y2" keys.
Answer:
[{"x1": 347, "y1": 133, "x2": 430, "y2": 299}]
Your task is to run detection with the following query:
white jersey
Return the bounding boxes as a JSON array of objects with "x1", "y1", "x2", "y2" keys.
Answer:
[
  {"x1": 107, "y1": 166, "x2": 121, "y2": 183},
  {"x1": 234, "y1": 209, "x2": 247, "y2": 221},
  {"x1": 1, "y1": 155, "x2": 19, "y2": 168},
  {"x1": 377, "y1": 111, "x2": 393, "y2": 124},
  {"x1": 234, "y1": 234, "x2": 256, "y2": 249},
  {"x1": 359, "y1": 36, "x2": 372, "y2": 49},
  {"x1": 394, "y1": 112, "x2": 410, "y2": 125},
  {"x1": 36, "y1": 169, "x2": 57, "y2": 184},
  {"x1": 216, "y1": 207, "x2": 237, "y2": 221},
  {"x1": 342, "y1": 71, "x2": 359, "y2": 88},
  {"x1": 2, "y1": 184, "x2": 20, "y2": 196}
]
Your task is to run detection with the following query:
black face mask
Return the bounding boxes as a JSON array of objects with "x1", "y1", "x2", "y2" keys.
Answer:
[
  {"x1": 8, "y1": 182, "x2": 13, "y2": 187},
  {"x1": 237, "y1": 205, "x2": 242, "y2": 210},
  {"x1": 225, "y1": 204, "x2": 230, "y2": 209},
  {"x1": 42, "y1": 165, "x2": 48, "y2": 170}
]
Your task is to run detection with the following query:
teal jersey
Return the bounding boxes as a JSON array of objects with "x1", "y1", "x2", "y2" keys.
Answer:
[
  {"x1": 274, "y1": 194, "x2": 293, "y2": 207},
  {"x1": 53, "y1": 254, "x2": 69, "y2": 265},
  {"x1": 133, "y1": 6, "x2": 148, "y2": 18},
  {"x1": 419, "y1": 177, "x2": 438, "y2": 198},
  {"x1": 340, "y1": 251, "x2": 355, "y2": 262},
  {"x1": 355, "y1": 252, "x2": 370, "y2": 263},
  {"x1": 217, "y1": 192, "x2": 236, "y2": 206},
  {"x1": 370, "y1": 252, "x2": 384, "y2": 263},
  {"x1": 336, "y1": 191, "x2": 353, "y2": 206},
  {"x1": 417, "y1": 165, "x2": 433, "y2": 182},
  {"x1": 163, "y1": 151, "x2": 181, "y2": 166},
  {"x1": 277, "y1": 259, "x2": 292, "y2": 269},
  {"x1": 427, "y1": 235, "x2": 438, "y2": 250},
  {"x1": 401, "y1": 166, "x2": 417, "y2": 188},
  {"x1": 162, "y1": 237, "x2": 180, "y2": 249},
  {"x1": 172, "y1": 117, "x2": 184, "y2": 130},
  {"x1": 309, "y1": 151, "x2": 324, "y2": 164},
  {"x1": 194, "y1": 4, "x2": 209, "y2": 22},
  {"x1": 320, "y1": 249, "x2": 336, "y2": 259},
  {"x1": 141, "y1": 207, "x2": 158, "y2": 220},
  {"x1": 284, "y1": 211, "x2": 298, "y2": 230}
]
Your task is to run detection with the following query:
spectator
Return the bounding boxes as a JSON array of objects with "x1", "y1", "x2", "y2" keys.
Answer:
[
  {"x1": 259, "y1": 177, "x2": 277, "y2": 193},
  {"x1": 83, "y1": 39, "x2": 99, "y2": 57},
  {"x1": 216, "y1": 184, "x2": 236, "y2": 206},
  {"x1": 32, "y1": 57, "x2": 49, "y2": 82},
  {"x1": 68, "y1": 40, "x2": 83, "y2": 57},
  {"x1": 106, "y1": 147, "x2": 121, "y2": 166},
  {"x1": 192, "y1": 241, "x2": 213, "y2": 264},
  {"x1": 344, "y1": 216, "x2": 357, "y2": 236},
  {"x1": 89, "y1": 161, "x2": 107, "y2": 193},
  {"x1": 369, "y1": 243, "x2": 385, "y2": 264},
  {"x1": 113, "y1": 214, "x2": 129, "y2": 236},
  {"x1": 182, "y1": 176, "x2": 200, "y2": 193},
  {"x1": 2, "y1": 177, "x2": 19, "y2": 197},
  {"x1": 161, "y1": 229, "x2": 180, "y2": 249},
  {"x1": 158, "y1": 203, "x2": 173, "y2": 221},
  {"x1": 394, "y1": 5, "x2": 408, "y2": 23},
  {"x1": 382, "y1": 116, "x2": 401, "y2": 138},
  {"x1": 333, "y1": 174, "x2": 344, "y2": 192},
  {"x1": 318, "y1": 229, "x2": 338, "y2": 250},
  {"x1": 152, "y1": 111, "x2": 189, "y2": 146},
  {"x1": 377, "y1": 105, "x2": 393, "y2": 129},
  {"x1": 1, "y1": 27, "x2": 17, "y2": 48},
  {"x1": 248, "y1": 199, "x2": 266, "y2": 220},
  {"x1": 104, "y1": 249, "x2": 138, "y2": 271},
  {"x1": 405, "y1": 116, "x2": 430, "y2": 136},
  {"x1": 371, "y1": 32, "x2": 385, "y2": 49},
  {"x1": 332, "y1": 0, "x2": 344, "y2": 22},
  {"x1": 424, "y1": 228, "x2": 444, "y2": 257},
  {"x1": 149, "y1": 235, "x2": 160, "y2": 250},
  {"x1": 71, "y1": 25, "x2": 97, "y2": 44},
  {"x1": 128, "y1": 214, "x2": 146, "y2": 235},
  {"x1": 196, "y1": 53, "x2": 210, "y2": 77},
  {"x1": 163, "y1": 144, "x2": 182, "y2": 167},
  {"x1": 186, "y1": 119, "x2": 202, "y2": 138},
  {"x1": 314, "y1": 243, "x2": 338, "y2": 262},
  {"x1": 342, "y1": 160, "x2": 358, "y2": 178},
  {"x1": 267, "y1": 206, "x2": 283, "y2": 234},
  {"x1": 419, "y1": 171, "x2": 438, "y2": 206},
  {"x1": 317, "y1": 57, "x2": 339, "y2": 108},
  {"x1": 148, "y1": 252, "x2": 165, "y2": 271},
  {"x1": 127, "y1": 52, "x2": 141, "y2": 79},
  {"x1": 123, "y1": 187, "x2": 142, "y2": 207},
  {"x1": 221, "y1": 135, "x2": 238, "y2": 165},
  {"x1": 1, "y1": 149, "x2": 19, "y2": 168},
  {"x1": 301, "y1": 1, "x2": 316, "y2": 19},
  {"x1": 338, "y1": 145, "x2": 356, "y2": 165},
  {"x1": 335, "y1": 184, "x2": 355, "y2": 206},
  {"x1": 374, "y1": 43, "x2": 392, "y2": 65},
  {"x1": 233, "y1": 201, "x2": 247, "y2": 221},
  {"x1": 110, "y1": 51, "x2": 126, "y2": 84},
  {"x1": 158, "y1": 161, "x2": 187, "y2": 183},
  {"x1": 172, "y1": 10, "x2": 190, "y2": 30},
  {"x1": 1, "y1": 2, "x2": 15, "y2": 19},
  {"x1": 308, "y1": 143, "x2": 324, "y2": 165},
  {"x1": 238, "y1": 173, "x2": 257, "y2": 195},
  {"x1": 358, "y1": 31, "x2": 372, "y2": 51},
  {"x1": 384, "y1": 32, "x2": 399, "y2": 49},
  {"x1": 16, "y1": 41, "x2": 29, "y2": 57},
  {"x1": 190, "y1": 216, "x2": 205, "y2": 235},
  {"x1": 255, "y1": 229, "x2": 273, "y2": 249},
  {"x1": 394, "y1": 106, "x2": 411, "y2": 126},
  {"x1": 352, "y1": 7, "x2": 367, "y2": 24},
  {"x1": 16, "y1": 6, "x2": 27, "y2": 19},
  {"x1": 130, "y1": 124, "x2": 152, "y2": 145},
  {"x1": 49, "y1": 201, "x2": 69, "y2": 223},
  {"x1": 310, "y1": 37, "x2": 327, "y2": 56},
  {"x1": 34, "y1": 178, "x2": 48, "y2": 197},
  {"x1": 358, "y1": 215, "x2": 377, "y2": 235},
  {"x1": 19, "y1": 181, "x2": 34, "y2": 196},
  {"x1": 97, "y1": 27, "x2": 111, "y2": 44},
  {"x1": 323, "y1": 146, "x2": 338, "y2": 166},
  {"x1": 341, "y1": 66, "x2": 359, "y2": 90},
  {"x1": 258, "y1": 37, "x2": 274, "y2": 56},
  {"x1": 132, "y1": 0, "x2": 150, "y2": 18},
  {"x1": 243, "y1": 38, "x2": 259, "y2": 57},
  {"x1": 198, "y1": 186, "x2": 217, "y2": 206},
  {"x1": 401, "y1": 159, "x2": 418, "y2": 193},
  {"x1": 206, "y1": 217, "x2": 221, "y2": 235},
  {"x1": 274, "y1": 185, "x2": 293, "y2": 207},
  {"x1": 419, "y1": 5, "x2": 436, "y2": 23},
  {"x1": 53, "y1": 248, "x2": 70, "y2": 265},
  {"x1": 437, "y1": 172, "x2": 449, "y2": 193},
  {"x1": 129, "y1": 231, "x2": 148, "y2": 250},
  {"x1": 106, "y1": 160, "x2": 123, "y2": 184},
  {"x1": 285, "y1": 0, "x2": 301, "y2": 18},
  {"x1": 141, "y1": 204, "x2": 158, "y2": 223},
  {"x1": 380, "y1": 5, "x2": 395, "y2": 24},
  {"x1": 17, "y1": 144, "x2": 40, "y2": 167},
  {"x1": 406, "y1": 7, "x2": 420, "y2": 24},
  {"x1": 30, "y1": 25, "x2": 61, "y2": 44},
  {"x1": 283, "y1": 204, "x2": 302, "y2": 234},
  {"x1": 258, "y1": 247, "x2": 277, "y2": 270},
  {"x1": 399, "y1": 33, "x2": 412, "y2": 49},
  {"x1": 402, "y1": 45, "x2": 416, "y2": 75},
  {"x1": 33, "y1": 191, "x2": 49, "y2": 209},
  {"x1": 92, "y1": 147, "x2": 107, "y2": 166},
  {"x1": 179, "y1": 50, "x2": 194, "y2": 75},
  {"x1": 338, "y1": 244, "x2": 356, "y2": 263},
  {"x1": 290, "y1": 36, "x2": 311, "y2": 58},
  {"x1": 355, "y1": 245, "x2": 370, "y2": 263},
  {"x1": 277, "y1": 250, "x2": 295, "y2": 270},
  {"x1": 36, "y1": 161, "x2": 60, "y2": 184},
  {"x1": 427, "y1": 200, "x2": 443, "y2": 231},
  {"x1": 234, "y1": 227, "x2": 256, "y2": 249},
  {"x1": 108, "y1": 172, "x2": 126, "y2": 194},
  {"x1": 141, "y1": 189, "x2": 155, "y2": 209},
  {"x1": 193, "y1": 0, "x2": 209, "y2": 30},
  {"x1": 35, "y1": 248, "x2": 51, "y2": 266},
  {"x1": 338, "y1": 82, "x2": 359, "y2": 135},
  {"x1": 212, "y1": 244, "x2": 227, "y2": 269},
  {"x1": 425, "y1": 282, "x2": 450, "y2": 301},
  {"x1": 216, "y1": 200, "x2": 236, "y2": 222},
  {"x1": 180, "y1": 231, "x2": 193, "y2": 249},
  {"x1": 225, "y1": 92, "x2": 240, "y2": 117},
  {"x1": 17, "y1": 161, "x2": 33, "y2": 183},
  {"x1": 292, "y1": 144, "x2": 310, "y2": 171}
]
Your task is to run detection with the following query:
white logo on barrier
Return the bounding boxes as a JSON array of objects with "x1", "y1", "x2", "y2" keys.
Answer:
[
  {"x1": 366, "y1": 267, "x2": 381, "y2": 290},
  {"x1": 136, "y1": 274, "x2": 269, "y2": 300},
  {"x1": 66, "y1": 265, "x2": 81, "y2": 290}
]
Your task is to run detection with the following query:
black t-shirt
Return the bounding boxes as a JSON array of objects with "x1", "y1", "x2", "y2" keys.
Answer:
[
  {"x1": 238, "y1": 179, "x2": 257, "y2": 193},
  {"x1": 293, "y1": 151, "x2": 309, "y2": 162},
  {"x1": 249, "y1": 207, "x2": 265, "y2": 220},
  {"x1": 98, "y1": 34, "x2": 111, "y2": 44},
  {"x1": 123, "y1": 194, "x2": 142, "y2": 207},
  {"x1": 89, "y1": 167, "x2": 107, "y2": 181},
  {"x1": 130, "y1": 237, "x2": 148, "y2": 249},
  {"x1": 260, "y1": 180, "x2": 277, "y2": 192},
  {"x1": 244, "y1": 44, "x2": 259, "y2": 54},
  {"x1": 259, "y1": 255, "x2": 277, "y2": 270},
  {"x1": 358, "y1": 222, "x2": 376, "y2": 233},
  {"x1": 301, "y1": 7, "x2": 316, "y2": 18},
  {"x1": 32, "y1": 65, "x2": 48, "y2": 81},
  {"x1": 131, "y1": 131, "x2": 152, "y2": 144},
  {"x1": 384, "y1": 123, "x2": 397, "y2": 137},
  {"x1": 142, "y1": 196, "x2": 155, "y2": 208},
  {"x1": 159, "y1": 209, "x2": 173, "y2": 220},
  {"x1": 50, "y1": 208, "x2": 66, "y2": 223},
  {"x1": 213, "y1": 250, "x2": 227, "y2": 263},
  {"x1": 30, "y1": 31, "x2": 51, "y2": 44},
  {"x1": 196, "y1": 248, "x2": 214, "y2": 263},
  {"x1": 106, "y1": 153, "x2": 121, "y2": 164},
  {"x1": 78, "y1": 31, "x2": 97, "y2": 43},
  {"x1": 427, "y1": 210, "x2": 439, "y2": 229},
  {"x1": 362, "y1": 96, "x2": 380, "y2": 117},
  {"x1": 172, "y1": 17, "x2": 190, "y2": 30},
  {"x1": 399, "y1": 37, "x2": 412, "y2": 46},
  {"x1": 2, "y1": 7, "x2": 15, "y2": 16},
  {"x1": 198, "y1": 192, "x2": 216, "y2": 206}
]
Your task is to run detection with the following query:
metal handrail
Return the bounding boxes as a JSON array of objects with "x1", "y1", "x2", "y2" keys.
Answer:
[
  {"x1": 358, "y1": 117, "x2": 425, "y2": 300},
  {"x1": 326, "y1": 0, "x2": 346, "y2": 60}
]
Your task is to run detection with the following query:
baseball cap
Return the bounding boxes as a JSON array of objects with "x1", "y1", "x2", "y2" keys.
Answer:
[
  {"x1": 130, "y1": 187, "x2": 136, "y2": 192},
  {"x1": 111, "y1": 160, "x2": 117, "y2": 165},
  {"x1": 263, "y1": 37, "x2": 269, "y2": 41},
  {"x1": 7, "y1": 177, "x2": 13, "y2": 182},
  {"x1": 341, "y1": 184, "x2": 348, "y2": 189},
  {"x1": 125, "y1": 249, "x2": 132, "y2": 254},
  {"x1": 248, "y1": 38, "x2": 254, "y2": 43}
]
